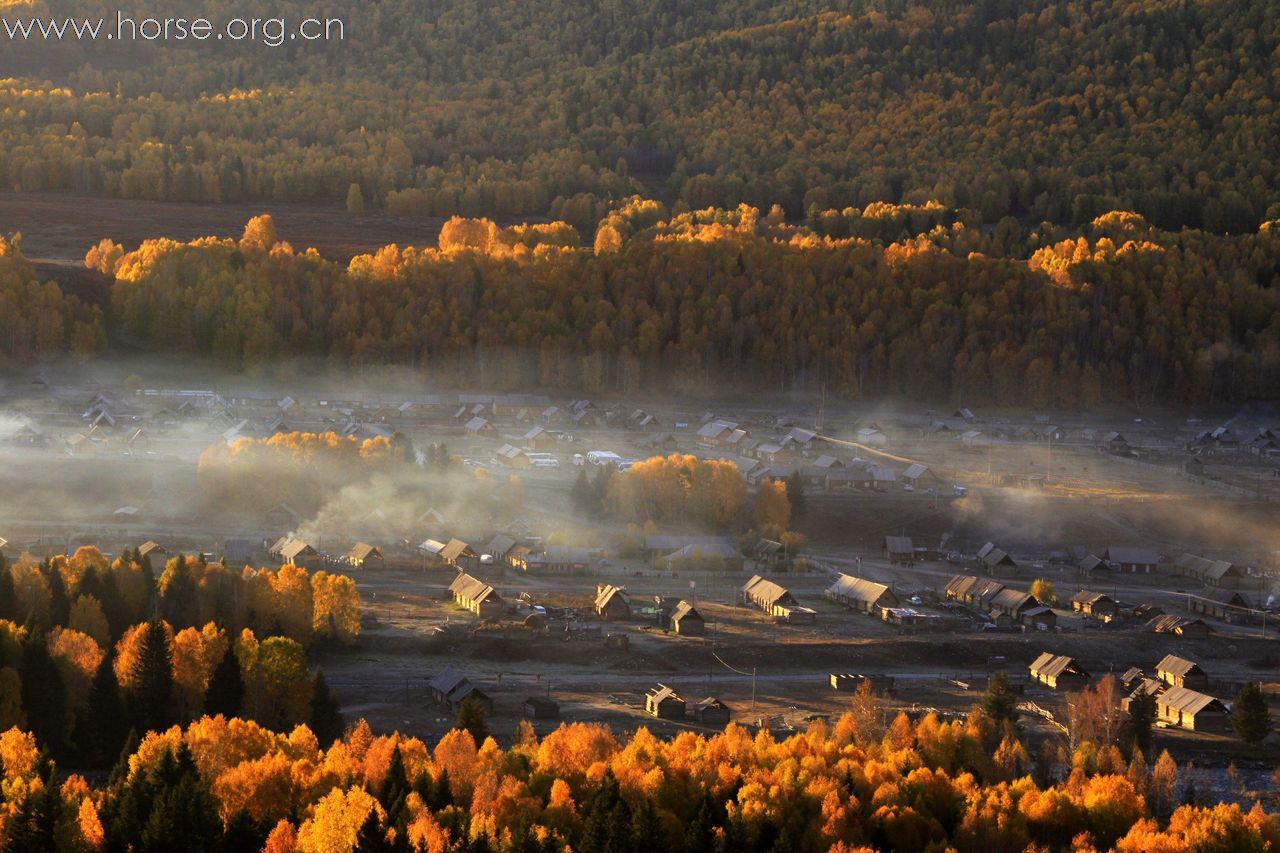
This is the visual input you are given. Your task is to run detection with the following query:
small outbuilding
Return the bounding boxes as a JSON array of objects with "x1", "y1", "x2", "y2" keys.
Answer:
[
  {"x1": 692, "y1": 697, "x2": 731, "y2": 726},
  {"x1": 645, "y1": 684, "x2": 686, "y2": 720},
  {"x1": 1029, "y1": 652, "x2": 1089, "y2": 691}
]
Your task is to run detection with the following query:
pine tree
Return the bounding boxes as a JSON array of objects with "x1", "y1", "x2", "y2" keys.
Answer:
[
  {"x1": 981, "y1": 671, "x2": 1019, "y2": 725},
  {"x1": 356, "y1": 806, "x2": 393, "y2": 852},
  {"x1": 426, "y1": 769, "x2": 452, "y2": 811},
  {"x1": 308, "y1": 669, "x2": 345, "y2": 746},
  {"x1": 381, "y1": 745, "x2": 411, "y2": 827},
  {"x1": 139, "y1": 745, "x2": 222, "y2": 853},
  {"x1": 0, "y1": 557, "x2": 16, "y2": 623},
  {"x1": 578, "y1": 770, "x2": 631, "y2": 853},
  {"x1": 571, "y1": 468, "x2": 593, "y2": 513},
  {"x1": 130, "y1": 621, "x2": 174, "y2": 732},
  {"x1": 630, "y1": 796, "x2": 663, "y2": 849},
  {"x1": 683, "y1": 793, "x2": 716, "y2": 853},
  {"x1": 46, "y1": 562, "x2": 70, "y2": 628},
  {"x1": 1126, "y1": 687, "x2": 1157, "y2": 755},
  {"x1": 785, "y1": 470, "x2": 807, "y2": 518},
  {"x1": 3, "y1": 757, "x2": 60, "y2": 852},
  {"x1": 456, "y1": 696, "x2": 491, "y2": 745},
  {"x1": 223, "y1": 809, "x2": 269, "y2": 852},
  {"x1": 204, "y1": 645, "x2": 244, "y2": 717},
  {"x1": 20, "y1": 637, "x2": 69, "y2": 757},
  {"x1": 78, "y1": 650, "x2": 130, "y2": 768},
  {"x1": 1233, "y1": 682, "x2": 1271, "y2": 745}
]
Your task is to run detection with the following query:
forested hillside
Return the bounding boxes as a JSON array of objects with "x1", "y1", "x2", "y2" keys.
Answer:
[
  {"x1": 2, "y1": 0, "x2": 1279, "y2": 229},
  {"x1": 93, "y1": 205, "x2": 1280, "y2": 404}
]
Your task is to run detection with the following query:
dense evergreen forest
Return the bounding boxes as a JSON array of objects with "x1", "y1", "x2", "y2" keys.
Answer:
[
  {"x1": 5, "y1": 203, "x2": 1272, "y2": 404},
  {"x1": 1, "y1": 0, "x2": 1279, "y2": 230}
]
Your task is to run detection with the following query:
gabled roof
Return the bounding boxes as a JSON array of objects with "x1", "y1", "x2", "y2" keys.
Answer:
[
  {"x1": 1104, "y1": 546, "x2": 1159, "y2": 566},
  {"x1": 450, "y1": 572, "x2": 500, "y2": 605},
  {"x1": 1175, "y1": 553, "x2": 1241, "y2": 581},
  {"x1": 663, "y1": 543, "x2": 738, "y2": 561},
  {"x1": 464, "y1": 417, "x2": 491, "y2": 431},
  {"x1": 944, "y1": 574, "x2": 983, "y2": 599},
  {"x1": 902, "y1": 463, "x2": 930, "y2": 480},
  {"x1": 1156, "y1": 655, "x2": 1202, "y2": 678},
  {"x1": 990, "y1": 589, "x2": 1035, "y2": 612},
  {"x1": 486, "y1": 534, "x2": 517, "y2": 557},
  {"x1": 696, "y1": 420, "x2": 738, "y2": 439},
  {"x1": 1148, "y1": 615, "x2": 1208, "y2": 634},
  {"x1": 646, "y1": 684, "x2": 683, "y2": 703},
  {"x1": 280, "y1": 540, "x2": 316, "y2": 561},
  {"x1": 428, "y1": 667, "x2": 468, "y2": 696},
  {"x1": 1030, "y1": 653, "x2": 1087, "y2": 680},
  {"x1": 883, "y1": 536, "x2": 914, "y2": 555},
  {"x1": 1077, "y1": 554, "x2": 1109, "y2": 573},
  {"x1": 349, "y1": 542, "x2": 380, "y2": 561},
  {"x1": 671, "y1": 600, "x2": 703, "y2": 623},
  {"x1": 595, "y1": 584, "x2": 629, "y2": 610},
  {"x1": 441, "y1": 539, "x2": 476, "y2": 562},
  {"x1": 1157, "y1": 686, "x2": 1227, "y2": 716},
  {"x1": 1070, "y1": 590, "x2": 1114, "y2": 607},
  {"x1": 826, "y1": 574, "x2": 893, "y2": 606},
  {"x1": 523, "y1": 426, "x2": 549, "y2": 441},
  {"x1": 742, "y1": 575, "x2": 793, "y2": 607},
  {"x1": 419, "y1": 538, "x2": 447, "y2": 556}
]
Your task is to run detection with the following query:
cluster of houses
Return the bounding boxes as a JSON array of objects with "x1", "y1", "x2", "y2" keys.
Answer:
[
  {"x1": 644, "y1": 684, "x2": 731, "y2": 725},
  {"x1": 1120, "y1": 656, "x2": 1233, "y2": 733},
  {"x1": 1027, "y1": 650, "x2": 1239, "y2": 734},
  {"x1": 1186, "y1": 426, "x2": 1280, "y2": 459},
  {"x1": 943, "y1": 575, "x2": 1057, "y2": 631}
]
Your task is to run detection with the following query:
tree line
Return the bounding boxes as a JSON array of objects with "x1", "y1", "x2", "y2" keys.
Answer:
[
  {"x1": 2, "y1": 0, "x2": 1279, "y2": 229},
  {"x1": 0, "y1": 546, "x2": 358, "y2": 770},
  {"x1": 93, "y1": 205, "x2": 1279, "y2": 404},
  {"x1": 0, "y1": 672, "x2": 1273, "y2": 850}
]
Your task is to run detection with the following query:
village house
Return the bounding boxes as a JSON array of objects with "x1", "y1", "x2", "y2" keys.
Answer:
[
  {"x1": 901, "y1": 463, "x2": 938, "y2": 489},
  {"x1": 742, "y1": 575, "x2": 816, "y2": 623},
  {"x1": 1103, "y1": 546, "x2": 1159, "y2": 574},
  {"x1": 825, "y1": 574, "x2": 899, "y2": 615},
  {"x1": 1029, "y1": 653, "x2": 1089, "y2": 690},
  {"x1": 645, "y1": 684, "x2": 686, "y2": 720},
  {"x1": 522, "y1": 426, "x2": 558, "y2": 451},
  {"x1": 1156, "y1": 655, "x2": 1209, "y2": 691},
  {"x1": 1174, "y1": 553, "x2": 1247, "y2": 588},
  {"x1": 222, "y1": 539, "x2": 254, "y2": 566},
  {"x1": 464, "y1": 417, "x2": 499, "y2": 438},
  {"x1": 977, "y1": 542, "x2": 1019, "y2": 575},
  {"x1": 1022, "y1": 606, "x2": 1057, "y2": 631},
  {"x1": 659, "y1": 542, "x2": 743, "y2": 571},
  {"x1": 883, "y1": 536, "x2": 916, "y2": 565},
  {"x1": 418, "y1": 539, "x2": 448, "y2": 566},
  {"x1": 138, "y1": 541, "x2": 167, "y2": 561},
  {"x1": 494, "y1": 444, "x2": 531, "y2": 468},
  {"x1": 1076, "y1": 554, "x2": 1111, "y2": 575},
  {"x1": 594, "y1": 584, "x2": 631, "y2": 620},
  {"x1": 1156, "y1": 687, "x2": 1232, "y2": 733},
  {"x1": 484, "y1": 534, "x2": 520, "y2": 566},
  {"x1": 1148, "y1": 615, "x2": 1211, "y2": 638},
  {"x1": 1070, "y1": 591, "x2": 1119, "y2": 621},
  {"x1": 695, "y1": 420, "x2": 741, "y2": 448},
  {"x1": 521, "y1": 696, "x2": 560, "y2": 720},
  {"x1": 692, "y1": 697, "x2": 731, "y2": 726},
  {"x1": 1190, "y1": 589, "x2": 1252, "y2": 622},
  {"x1": 669, "y1": 600, "x2": 706, "y2": 635},
  {"x1": 752, "y1": 539, "x2": 787, "y2": 567},
  {"x1": 989, "y1": 588, "x2": 1040, "y2": 625},
  {"x1": 449, "y1": 572, "x2": 505, "y2": 618},
  {"x1": 264, "y1": 503, "x2": 302, "y2": 530},
  {"x1": 441, "y1": 539, "x2": 480, "y2": 571},
  {"x1": 279, "y1": 539, "x2": 321, "y2": 569},
  {"x1": 347, "y1": 542, "x2": 383, "y2": 568},
  {"x1": 519, "y1": 546, "x2": 599, "y2": 574}
]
